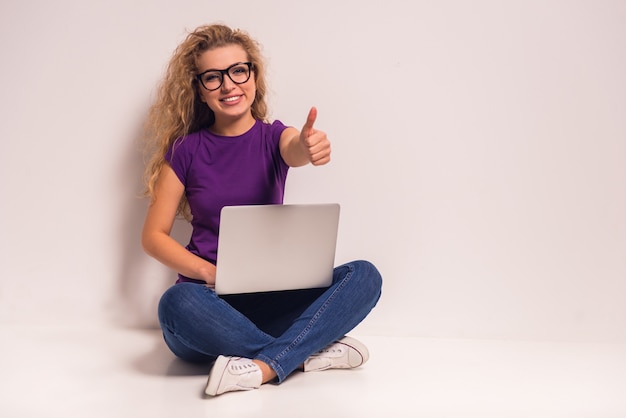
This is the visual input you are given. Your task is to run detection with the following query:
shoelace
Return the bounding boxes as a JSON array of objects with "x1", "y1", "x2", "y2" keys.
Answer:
[
  {"x1": 230, "y1": 362, "x2": 257, "y2": 371},
  {"x1": 316, "y1": 344, "x2": 345, "y2": 355}
]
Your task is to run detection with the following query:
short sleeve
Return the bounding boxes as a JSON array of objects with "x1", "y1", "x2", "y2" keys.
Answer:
[
  {"x1": 268, "y1": 119, "x2": 289, "y2": 179},
  {"x1": 164, "y1": 136, "x2": 197, "y2": 187}
]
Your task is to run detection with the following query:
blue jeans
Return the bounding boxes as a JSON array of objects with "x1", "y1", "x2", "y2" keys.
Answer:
[{"x1": 158, "y1": 260, "x2": 382, "y2": 382}]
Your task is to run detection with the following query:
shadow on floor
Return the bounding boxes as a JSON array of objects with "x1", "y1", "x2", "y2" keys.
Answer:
[{"x1": 132, "y1": 330, "x2": 213, "y2": 377}]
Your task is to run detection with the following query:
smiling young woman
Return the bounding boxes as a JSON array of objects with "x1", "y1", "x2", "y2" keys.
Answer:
[
  {"x1": 141, "y1": 23, "x2": 382, "y2": 397},
  {"x1": 195, "y1": 46, "x2": 257, "y2": 136}
]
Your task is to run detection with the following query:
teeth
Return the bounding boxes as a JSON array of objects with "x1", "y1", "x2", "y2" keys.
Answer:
[{"x1": 222, "y1": 96, "x2": 240, "y2": 102}]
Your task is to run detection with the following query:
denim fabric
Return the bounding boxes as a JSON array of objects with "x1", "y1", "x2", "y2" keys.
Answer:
[{"x1": 158, "y1": 260, "x2": 382, "y2": 382}]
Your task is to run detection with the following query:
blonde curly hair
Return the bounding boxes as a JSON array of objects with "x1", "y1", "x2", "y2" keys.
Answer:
[{"x1": 142, "y1": 24, "x2": 269, "y2": 218}]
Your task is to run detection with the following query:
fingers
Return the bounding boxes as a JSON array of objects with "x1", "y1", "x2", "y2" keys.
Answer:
[{"x1": 305, "y1": 131, "x2": 331, "y2": 165}]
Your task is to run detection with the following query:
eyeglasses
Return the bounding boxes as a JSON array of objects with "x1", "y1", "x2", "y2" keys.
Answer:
[{"x1": 195, "y1": 62, "x2": 253, "y2": 91}]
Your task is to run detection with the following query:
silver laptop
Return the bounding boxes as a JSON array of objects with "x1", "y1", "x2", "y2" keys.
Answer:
[{"x1": 214, "y1": 203, "x2": 340, "y2": 295}]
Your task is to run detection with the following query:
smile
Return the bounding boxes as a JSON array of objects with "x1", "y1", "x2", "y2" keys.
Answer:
[{"x1": 221, "y1": 95, "x2": 242, "y2": 103}]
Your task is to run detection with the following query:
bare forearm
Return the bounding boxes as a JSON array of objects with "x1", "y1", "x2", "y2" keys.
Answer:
[
  {"x1": 142, "y1": 232, "x2": 216, "y2": 284},
  {"x1": 281, "y1": 130, "x2": 310, "y2": 167}
]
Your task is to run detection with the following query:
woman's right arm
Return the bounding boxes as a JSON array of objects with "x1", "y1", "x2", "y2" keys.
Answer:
[{"x1": 141, "y1": 164, "x2": 216, "y2": 285}]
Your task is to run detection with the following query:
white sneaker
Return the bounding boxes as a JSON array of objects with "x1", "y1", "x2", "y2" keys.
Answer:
[
  {"x1": 303, "y1": 336, "x2": 369, "y2": 372},
  {"x1": 205, "y1": 356, "x2": 262, "y2": 396}
]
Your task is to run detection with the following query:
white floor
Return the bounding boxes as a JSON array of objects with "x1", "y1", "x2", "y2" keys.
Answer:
[{"x1": 1, "y1": 322, "x2": 625, "y2": 418}]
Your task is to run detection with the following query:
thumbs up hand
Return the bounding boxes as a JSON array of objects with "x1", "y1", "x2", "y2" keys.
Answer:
[{"x1": 299, "y1": 107, "x2": 331, "y2": 166}]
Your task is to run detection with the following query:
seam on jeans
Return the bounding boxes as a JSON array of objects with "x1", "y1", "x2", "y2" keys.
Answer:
[{"x1": 271, "y1": 263, "x2": 354, "y2": 366}]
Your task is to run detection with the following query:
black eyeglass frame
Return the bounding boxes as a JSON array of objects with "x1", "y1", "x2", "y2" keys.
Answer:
[{"x1": 195, "y1": 62, "x2": 254, "y2": 91}]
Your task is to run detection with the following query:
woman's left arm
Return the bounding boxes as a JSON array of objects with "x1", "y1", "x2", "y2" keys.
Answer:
[{"x1": 279, "y1": 107, "x2": 331, "y2": 168}]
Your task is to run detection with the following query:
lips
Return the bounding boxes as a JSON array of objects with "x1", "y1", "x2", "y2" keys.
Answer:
[{"x1": 221, "y1": 95, "x2": 242, "y2": 103}]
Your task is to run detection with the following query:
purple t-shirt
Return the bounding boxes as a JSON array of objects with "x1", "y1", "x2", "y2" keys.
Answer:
[{"x1": 165, "y1": 119, "x2": 290, "y2": 283}]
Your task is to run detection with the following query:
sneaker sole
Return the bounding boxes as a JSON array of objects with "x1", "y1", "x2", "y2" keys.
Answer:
[{"x1": 205, "y1": 355, "x2": 230, "y2": 396}]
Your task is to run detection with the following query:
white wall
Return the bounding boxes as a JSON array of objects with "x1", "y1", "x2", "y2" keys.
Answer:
[{"x1": 1, "y1": 0, "x2": 624, "y2": 343}]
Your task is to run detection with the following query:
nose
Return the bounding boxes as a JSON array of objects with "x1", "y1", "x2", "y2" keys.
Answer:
[{"x1": 220, "y1": 74, "x2": 236, "y2": 91}]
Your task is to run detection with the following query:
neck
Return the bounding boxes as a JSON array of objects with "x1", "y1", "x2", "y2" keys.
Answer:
[{"x1": 211, "y1": 113, "x2": 256, "y2": 136}]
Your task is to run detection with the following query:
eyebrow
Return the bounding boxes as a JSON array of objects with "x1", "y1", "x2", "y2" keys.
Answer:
[{"x1": 199, "y1": 61, "x2": 249, "y2": 73}]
